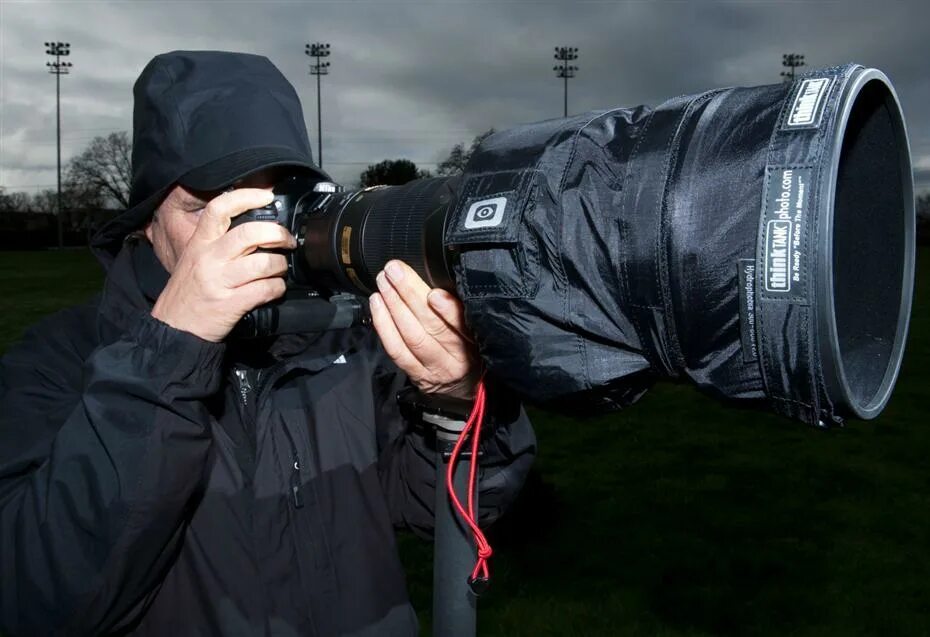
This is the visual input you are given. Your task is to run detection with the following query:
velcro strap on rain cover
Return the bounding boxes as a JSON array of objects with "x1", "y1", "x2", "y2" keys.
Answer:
[
  {"x1": 617, "y1": 93, "x2": 716, "y2": 378},
  {"x1": 754, "y1": 64, "x2": 858, "y2": 426},
  {"x1": 444, "y1": 169, "x2": 540, "y2": 300}
]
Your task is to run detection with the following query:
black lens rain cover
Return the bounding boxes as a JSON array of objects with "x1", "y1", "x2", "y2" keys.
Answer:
[{"x1": 444, "y1": 64, "x2": 915, "y2": 425}]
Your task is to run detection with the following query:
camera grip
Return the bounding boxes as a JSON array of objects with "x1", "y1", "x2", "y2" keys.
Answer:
[{"x1": 228, "y1": 200, "x2": 292, "y2": 254}]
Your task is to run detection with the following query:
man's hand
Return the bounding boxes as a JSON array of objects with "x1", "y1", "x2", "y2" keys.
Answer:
[
  {"x1": 151, "y1": 189, "x2": 296, "y2": 342},
  {"x1": 369, "y1": 260, "x2": 480, "y2": 400}
]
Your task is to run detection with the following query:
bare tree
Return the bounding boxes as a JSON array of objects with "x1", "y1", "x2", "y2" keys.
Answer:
[
  {"x1": 65, "y1": 131, "x2": 132, "y2": 208},
  {"x1": 435, "y1": 129, "x2": 495, "y2": 176},
  {"x1": 0, "y1": 188, "x2": 32, "y2": 213},
  {"x1": 29, "y1": 184, "x2": 106, "y2": 217},
  {"x1": 29, "y1": 189, "x2": 58, "y2": 215}
]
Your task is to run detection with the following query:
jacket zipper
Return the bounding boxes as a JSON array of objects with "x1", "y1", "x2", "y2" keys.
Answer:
[
  {"x1": 283, "y1": 430, "x2": 304, "y2": 509},
  {"x1": 237, "y1": 363, "x2": 304, "y2": 510},
  {"x1": 234, "y1": 368, "x2": 253, "y2": 406}
]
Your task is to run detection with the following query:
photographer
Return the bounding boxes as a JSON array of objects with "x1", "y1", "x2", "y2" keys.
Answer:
[{"x1": 0, "y1": 50, "x2": 535, "y2": 636}]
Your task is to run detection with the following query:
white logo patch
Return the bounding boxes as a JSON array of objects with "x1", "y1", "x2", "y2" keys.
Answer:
[
  {"x1": 464, "y1": 197, "x2": 507, "y2": 229},
  {"x1": 786, "y1": 77, "x2": 832, "y2": 128},
  {"x1": 333, "y1": 354, "x2": 347, "y2": 365},
  {"x1": 765, "y1": 220, "x2": 793, "y2": 292}
]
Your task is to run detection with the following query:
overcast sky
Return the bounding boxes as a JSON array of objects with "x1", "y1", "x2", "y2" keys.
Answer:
[{"x1": 1, "y1": 0, "x2": 928, "y2": 195}]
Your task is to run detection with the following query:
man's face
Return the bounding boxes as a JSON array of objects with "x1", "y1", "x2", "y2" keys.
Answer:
[{"x1": 144, "y1": 168, "x2": 281, "y2": 272}]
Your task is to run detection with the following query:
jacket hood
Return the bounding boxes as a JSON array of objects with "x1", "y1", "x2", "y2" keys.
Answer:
[{"x1": 91, "y1": 50, "x2": 329, "y2": 267}]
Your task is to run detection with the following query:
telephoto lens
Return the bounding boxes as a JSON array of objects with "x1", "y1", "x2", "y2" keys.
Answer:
[{"x1": 293, "y1": 63, "x2": 914, "y2": 426}]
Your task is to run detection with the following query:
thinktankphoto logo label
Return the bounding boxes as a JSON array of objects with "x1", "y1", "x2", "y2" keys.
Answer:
[
  {"x1": 760, "y1": 166, "x2": 812, "y2": 301},
  {"x1": 464, "y1": 197, "x2": 507, "y2": 229},
  {"x1": 765, "y1": 220, "x2": 792, "y2": 292},
  {"x1": 785, "y1": 77, "x2": 832, "y2": 129}
]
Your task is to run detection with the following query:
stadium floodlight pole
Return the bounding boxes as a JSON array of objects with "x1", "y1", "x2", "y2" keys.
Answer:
[
  {"x1": 553, "y1": 46, "x2": 579, "y2": 118},
  {"x1": 45, "y1": 41, "x2": 72, "y2": 249},
  {"x1": 305, "y1": 42, "x2": 331, "y2": 168},
  {"x1": 781, "y1": 53, "x2": 805, "y2": 82}
]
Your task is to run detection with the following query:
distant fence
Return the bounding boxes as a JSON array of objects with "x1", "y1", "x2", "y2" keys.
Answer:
[{"x1": 0, "y1": 210, "x2": 119, "y2": 250}]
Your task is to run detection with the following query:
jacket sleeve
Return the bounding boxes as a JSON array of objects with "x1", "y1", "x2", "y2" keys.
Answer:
[
  {"x1": 373, "y1": 357, "x2": 537, "y2": 538},
  {"x1": 0, "y1": 310, "x2": 224, "y2": 636}
]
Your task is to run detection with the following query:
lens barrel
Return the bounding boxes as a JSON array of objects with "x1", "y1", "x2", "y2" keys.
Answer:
[{"x1": 300, "y1": 177, "x2": 458, "y2": 295}]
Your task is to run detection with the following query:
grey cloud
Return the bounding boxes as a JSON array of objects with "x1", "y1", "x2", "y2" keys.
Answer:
[{"x1": 1, "y1": 0, "x2": 928, "y2": 193}]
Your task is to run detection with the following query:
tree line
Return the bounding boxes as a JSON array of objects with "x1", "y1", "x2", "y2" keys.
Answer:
[
  {"x1": 0, "y1": 132, "x2": 131, "y2": 215},
  {"x1": 358, "y1": 129, "x2": 494, "y2": 186},
  {"x1": 2, "y1": 128, "x2": 929, "y2": 247},
  {"x1": 0, "y1": 129, "x2": 494, "y2": 215},
  {"x1": 0, "y1": 129, "x2": 493, "y2": 248}
]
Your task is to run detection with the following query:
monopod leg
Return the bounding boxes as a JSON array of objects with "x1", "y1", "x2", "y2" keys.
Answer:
[{"x1": 427, "y1": 413, "x2": 478, "y2": 637}]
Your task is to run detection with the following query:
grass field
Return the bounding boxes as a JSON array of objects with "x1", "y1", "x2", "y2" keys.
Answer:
[{"x1": 1, "y1": 249, "x2": 927, "y2": 636}]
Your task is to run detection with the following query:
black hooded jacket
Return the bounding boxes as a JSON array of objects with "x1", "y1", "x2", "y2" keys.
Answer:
[{"x1": 0, "y1": 239, "x2": 536, "y2": 636}]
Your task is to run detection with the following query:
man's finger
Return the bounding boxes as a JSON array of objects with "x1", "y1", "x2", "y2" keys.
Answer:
[
  {"x1": 222, "y1": 252, "x2": 288, "y2": 289},
  {"x1": 426, "y1": 290, "x2": 473, "y2": 344},
  {"x1": 215, "y1": 222, "x2": 296, "y2": 260},
  {"x1": 193, "y1": 188, "x2": 275, "y2": 242},
  {"x1": 376, "y1": 270, "x2": 473, "y2": 371},
  {"x1": 382, "y1": 260, "x2": 460, "y2": 343},
  {"x1": 238, "y1": 276, "x2": 288, "y2": 310},
  {"x1": 369, "y1": 292, "x2": 430, "y2": 380}
]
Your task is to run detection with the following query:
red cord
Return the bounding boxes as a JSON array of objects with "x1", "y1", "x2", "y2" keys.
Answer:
[{"x1": 445, "y1": 378, "x2": 492, "y2": 585}]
